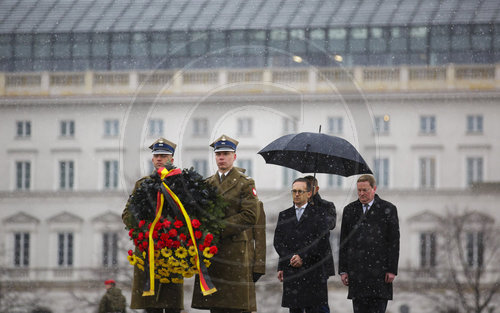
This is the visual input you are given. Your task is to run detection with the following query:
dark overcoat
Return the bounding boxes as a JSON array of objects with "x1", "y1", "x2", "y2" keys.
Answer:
[
  {"x1": 191, "y1": 168, "x2": 259, "y2": 311},
  {"x1": 273, "y1": 204, "x2": 329, "y2": 308},
  {"x1": 338, "y1": 194, "x2": 400, "y2": 300},
  {"x1": 310, "y1": 193, "x2": 336, "y2": 277},
  {"x1": 122, "y1": 175, "x2": 183, "y2": 310}
]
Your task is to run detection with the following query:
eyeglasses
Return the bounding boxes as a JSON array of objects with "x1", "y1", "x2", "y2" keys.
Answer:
[{"x1": 291, "y1": 189, "x2": 307, "y2": 195}]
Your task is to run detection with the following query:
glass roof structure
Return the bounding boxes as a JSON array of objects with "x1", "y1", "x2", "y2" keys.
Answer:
[{"x1": 1, "y1": 0, "x2": 499, "y2": 34}]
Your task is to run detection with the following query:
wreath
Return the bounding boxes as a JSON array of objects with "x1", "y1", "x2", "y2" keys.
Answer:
[{"x1": 124, "y1": 165, "x2": 226, "y2": 290}]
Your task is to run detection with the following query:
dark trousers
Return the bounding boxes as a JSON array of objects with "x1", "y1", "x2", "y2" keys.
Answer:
[
  {"x1": 289, "y1": 306, "x2": 322, "y2": 313},
  {"x1": 319, "y1": 304, "x2": 330, "y2": 313},
  {"x1": 145, "y1": 309, "x2": 181, "y2": 313},
  {"x1": 352, "y1": 298, "x2": 388, "y2": 313}
]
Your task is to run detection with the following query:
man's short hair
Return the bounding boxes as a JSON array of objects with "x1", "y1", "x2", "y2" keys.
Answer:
[
  {"x1": 304, "y1": 175, "x2": 318, "y2": 187},
  {"x1": 357, "y1": 174, "x2": 376, "y2": 188},
  {"x1": 293, "y1": 177, "x2": 312, "y2": 191}
]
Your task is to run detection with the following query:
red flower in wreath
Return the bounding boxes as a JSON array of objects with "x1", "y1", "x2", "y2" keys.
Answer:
[
  {"x1": 195, "y1": 231, "x2": 203, "y2": 239},
  {"x1": 204, "y1": 233, "x2": 214, "y2": 245},
  {"x1": 191, "y1": 219, "x2": 201, "y2": 229},
  {"x1": 174, "y1": 220, "x2": 184, "y2": 228},
  {"x1": 209, "y1": 246, "x2": 218, "y2": 255},
  {"x1": 169, "y1": 229, "x2": 178, "y2": 237},
  {"x1": 179, "y1": 233, "x2": 187, "y2": 241}
]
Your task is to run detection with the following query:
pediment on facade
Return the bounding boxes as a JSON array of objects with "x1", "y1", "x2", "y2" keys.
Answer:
[
  {"x1": 3, "y1": 212, "x2": 40, "y2": 224},
  {"x1": 47, "y1": 211, "x2": 83, "y2": 224},
  {"x1": 408, "y1": 211, "x2": 442, "y2": 224},
  {"x1": 92, "y1": 211, "x2": 122, "y2": 223},
  {"x1": 462, "y1": 211, "x2": 494, "y2": 224}
]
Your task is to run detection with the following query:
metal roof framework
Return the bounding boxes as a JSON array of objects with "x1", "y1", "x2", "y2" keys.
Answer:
[{"x1": 1, "y1": 0, "x2": 499, "y2": 34}]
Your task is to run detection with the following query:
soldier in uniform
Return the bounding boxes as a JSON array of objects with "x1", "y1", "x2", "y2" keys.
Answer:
[
  {"x1": 192, "y1": 135, "x2": 260, "y2": 313},
  {"x1": 122, "y1": 138, "x2": 183, "y2": 313}
]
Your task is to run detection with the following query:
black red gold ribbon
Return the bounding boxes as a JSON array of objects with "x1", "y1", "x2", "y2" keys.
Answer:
[{"x1": 142, "y1": 167, "x2": 217, "y2": 296}]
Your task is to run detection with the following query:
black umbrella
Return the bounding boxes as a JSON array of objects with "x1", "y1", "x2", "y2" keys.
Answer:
[{"x1": 257, "y1": 132, "x2": 372, "y2": 177}]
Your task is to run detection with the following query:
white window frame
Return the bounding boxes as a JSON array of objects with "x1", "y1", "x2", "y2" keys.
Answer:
[
  {"x1": 16, "y1": 120, "x2": 31, "y2": 138},
  {"x1": 327, "y1": 175, "x2": 344, "y2": 189},
  {"x1": 237, "y1": 118, "x2": 253, "y2": 137},
  {"x1": 373, "y1": 157, "x2": 390, "y2": 188},
  {"x1": 374, "y1": 116, "x2": 390, "y2": 135},
  {"x1": 15, "y1": 160, "x2": 31, "y2": 191},
  {"x1": 466, "y1": 115, "x2": 483, "y2": 134},
  {"x1": 104, "y1": 119, "x2": 119, "y2": 137},
  {"x1": 327, "y1": 117, "x2": 343, "y2": 135},
  {"x1": 57, "y1": 232, "x2": 74, "y2": 267},
  {"x1": 419, "y1": 232, "x2": 437, "y2": 268},
  {"x1": 59, "y1": 160, "x2": 75, "y2": 190},
  {"x1": 283, "y1": 117, "x2": 297, "y2": 134},
  {"x1": 148, "y1": 119, "x2": 164, "y2": 137},
  {"x1": 466, "y1": 157, "x2": 483, "y2": 187},
  {"x1": 419, "y1": 157, "x2": 436, "y2": 188},
  {"x1": 419, "y1": 115, "x2": 436, "y2": 134},
  {"x1": 60, "y1": 120, "x2": 75, "y2": 137},
  {"x1": 102, "y1": 232, "x2": 119, "y2": 267},
  {"x1": 13, "y1": 232, "x2": 30, "y2": 267},
  {"x1": 192, "y1": 118, "x2": 208, "y2": 137},
  {"x1": 103, "y1": 160, "x2": 119, "y2": 189}
]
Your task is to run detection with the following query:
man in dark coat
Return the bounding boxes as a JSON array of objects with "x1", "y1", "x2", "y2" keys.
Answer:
[
  {"x1": 339, "y1": 175, "x2": 400, "y2": 313},
  {"x1": 122, "y1": 138, "x2": 183, "y2": 313},
  {"x1": 274, "y1": 177, "x2": 329, "y2": 313},
  {"x1": 304, "y1": 175, "x2": 336, "y2": 313},
  {"x1": 191, "y1": 135, "x2": 260, "y2": 313}
]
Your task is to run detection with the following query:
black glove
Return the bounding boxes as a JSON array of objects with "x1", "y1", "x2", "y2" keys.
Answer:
[{"x1": 253, "y1": 273, "x2": 263, "y2": 282}]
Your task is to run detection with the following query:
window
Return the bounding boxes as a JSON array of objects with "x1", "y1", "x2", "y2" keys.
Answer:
[
  {"x1": 53, "y1": 33, "x2": 71, "y2": 58},
  {"x1": 59, "y1": 160, "x2": 74, "y2": 190},
  {"x1": 466, "y1": 231, "x2": 483, "y2": 268},
  {"x1": 283, "y1": 168, "x2": 298, "y2": 187},
  {"x1": 131, "y1": 33, "x2": 148, "y2": 57},
  {"x1": 14, "y1": 232, "x2": 30, "y2": 267},
  {"x1": 466, "y1": 157, "x2": 483, "y2": 187},
  {"x1": 151, "y1": 33, "x2": 168, "y2": 57},
  {"x1": 104, "y1": 160, "x2": 119, "y2": 189},
  {"x1": 466, "y1": 115, "x2": 483, "y2": 134},
  {"x1": 327, "y1": 117, "x2": 343, "y2": 135},
  {"x1": 60, "y1": 120, "x2": 75, "y2": 137},
  {"x1": 193, "y1": 118, "x2": 208, "y2": 136},
  {"x1": 350, "y1": 28, "x2": 368, "y2": 53},
  {"x1": 374, "y1": 115, "x2": 390, "y2": 135},
  {"x1": 420, "y1": 116, "x2": 436, "y2": 134},
  {"x1": 269, "y1": 29, "x2": 288, "y2": 52},
  {"x1": 430, "y1": 26, "x2": 450, "y2": 52},
  {"x1": 283, "y1": 118, "x2": 297, "y2": 134},
  {"x1": 328, "y1": 175, "x2": 343, "y2": 188},
  {"x1": 16, "y1": 161, "x2": 31, "y2": 190},
  {"x1": 111, "y1": 33, "x2": 129, "y2": 57},
  {"x1": 419, "y1": 157, "x2": 436, "y2": 188},
  {"x1": 373, "y1": 158, "x2": 389, "y2": 188},
  {"x1": 102, "y1": 232, "x2": 118, "y2": 267},
  {"x1": 419, "y1": 232, "x2": 436, "y2": 268},
  {"x1": 237, "y1": 118, "x2": 253, "y2": 136},
  {"x1": 410, "y1": 27, "x2": 427, "y2": 51},
  {"x1": 328, "y1": 28, "x2": 347, "y2": 52},
  {"x1": 16, "y1": 120, "x2": 31, "y2": 137},
  {"x1": 390, "y1": 27, "x2": 408, "y2": 52},
  {"x1": 58, "y1": 232, "x2": 74, "y2": 267},
  {"x1": 237, "y1": 159, "x2": 253, "y2": 177},
  {"x1": 289, "y1": 29, "x2": 306, "y2": 54},
  {"x1": 148, "y1": 119, "x2": 163, "y2": 137},
  {"x1": 369, "y1": 27, "x2": 387, "y2": 52},
  {"x1": 104, "y1": 119, "x2": 119, "y2": 137},
  {"x1": 193, "y1": 159, "x2": 208, "y2": 177}
]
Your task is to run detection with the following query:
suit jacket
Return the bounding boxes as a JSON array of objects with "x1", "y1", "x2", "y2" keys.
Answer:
[
  {"x1": 338, "y1": 194, "x2": 400, "y2": 300},
  {"x1": 273, "y1": 203, "x2": 329, "y2": 308},
  {"x1": 192, "y1": 167, "x2": 259, "y2": 311},
  {"x1": 310, "y1": 193, "x2": 336, "y2": 276}
]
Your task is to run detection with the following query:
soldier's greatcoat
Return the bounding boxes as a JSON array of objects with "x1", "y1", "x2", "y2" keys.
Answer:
[
  {"x1": 191, "y1": 168, "x2": 259, "y2": 311},
  {"x1": 122, "y1": 175, "x2": 184, "y2": 310}
]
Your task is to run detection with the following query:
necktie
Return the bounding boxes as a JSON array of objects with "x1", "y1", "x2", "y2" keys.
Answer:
[
  {"x1": 220, "y1": 174, "x2": 225, "y2": 183},
  {"x1": 363, "y1": 204, "x2": 370, "y2": 214},
  {"x1": 296, "y1": 207, "x2": 304, "y2": 221}
]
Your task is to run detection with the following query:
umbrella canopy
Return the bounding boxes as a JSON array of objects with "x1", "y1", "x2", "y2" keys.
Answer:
[{"x1": 257, "y1": 132, "x2": 372, "y2": 177}]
